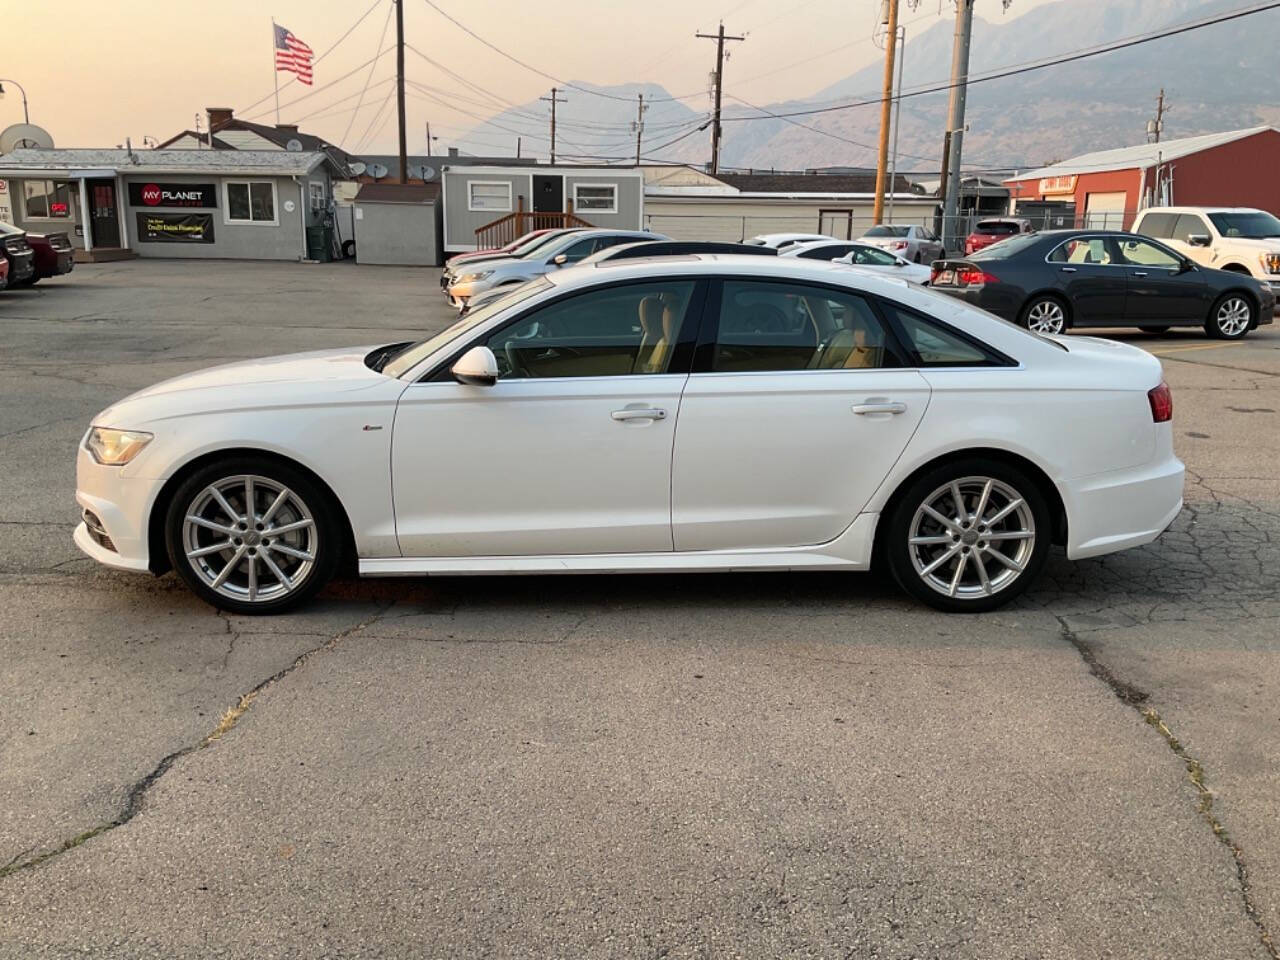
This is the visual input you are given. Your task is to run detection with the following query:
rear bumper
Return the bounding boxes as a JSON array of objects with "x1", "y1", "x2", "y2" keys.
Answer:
[{"x1": 1062, "y1": 454, "x2": 1185, "y2": 560}]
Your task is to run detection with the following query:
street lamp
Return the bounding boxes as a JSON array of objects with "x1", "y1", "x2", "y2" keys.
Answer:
[{"x1": 0, "y1": 79, "x2": 30, "y2": 124}]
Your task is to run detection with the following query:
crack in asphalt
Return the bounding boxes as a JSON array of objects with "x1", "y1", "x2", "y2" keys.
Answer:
[
  {"x1": 1056, "y1": 615, "x2": 1278, "y2": 960},
  {"x1": 0, "y1": 603, "x2": 393, "y2": 882}
]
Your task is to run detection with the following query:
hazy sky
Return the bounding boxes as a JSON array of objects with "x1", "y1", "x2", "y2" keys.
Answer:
[{"x1": 3, "y1": 0, "x2": 1059, "y2": 155}]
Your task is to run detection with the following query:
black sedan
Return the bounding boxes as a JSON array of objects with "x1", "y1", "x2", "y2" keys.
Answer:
[
  {"x1": 0, "y1": 222, "x2": 36, "y2": 288},
  {"x1": 930, "y1": 230, "x2": 1274, "y2": 339}
]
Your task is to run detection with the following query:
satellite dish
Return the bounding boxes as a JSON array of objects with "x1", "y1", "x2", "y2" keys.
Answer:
[
  {"x1": 285, "y1": 138, "x2": 304, "y2": 152},
  {"x1": 421, "y1": 166, "x2": 437, "y2": 180},
  {"x1": 370, "y1": 163, "x2": 389, "y2": 180},
  {"x1": 348, "y1": 160, "x2": 367, "y2": 176},
  {"x1": 0, "y1": 123, "x2": 54, "y2": 153}
]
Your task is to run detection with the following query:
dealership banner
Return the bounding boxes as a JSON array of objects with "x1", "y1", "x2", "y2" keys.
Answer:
[
  {"x1": 128, "y1": 182, "x2": 218, "y2": 208},
  {"x1": 136, "y1": 212, "x2": 215, "y2": 243}
]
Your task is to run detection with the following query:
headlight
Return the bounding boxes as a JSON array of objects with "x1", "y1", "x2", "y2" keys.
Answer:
[
  {"x1": 459, "y1": 271, "x2": 492, "y2": 283},
  {"x1": 85, "y1": 427, "x2": 153, "y2": 465},
  {"x1": 1259, "y1": 252, "x2": 1280, "y2": 275}
]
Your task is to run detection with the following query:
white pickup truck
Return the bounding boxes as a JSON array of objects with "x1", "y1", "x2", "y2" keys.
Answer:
[{"x1": 1132, "y1": 207, "x2": 1280, "y2": 305}]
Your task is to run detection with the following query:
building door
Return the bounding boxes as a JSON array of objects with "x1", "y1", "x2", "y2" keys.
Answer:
[
  {"x1": 532, "y1": 175, "x2": 563, "y2": 213},
  {"x1": 1083, "y1": 191, "x2": 1127, "y2": 230},
  {"x1": 819, "y1": 208, "x2": 854, "y2": 239},
  {"x1": 88, "y1": 179, "x2": 121, "y2": 248}
]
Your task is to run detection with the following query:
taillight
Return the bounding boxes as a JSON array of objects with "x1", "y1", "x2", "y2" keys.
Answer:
[
  {"x1": 930, "y1": 266, "x2": 943, "y2": 284},
  {"x1": 1148, "y1": 381, "x2": 1173, "y2": 422},
  {"x1": 957, "y1": 268, "x2": 999, "y2": 286},
  {"x1": 890, "y1": 240, "x2": 908, "y2": 250}
]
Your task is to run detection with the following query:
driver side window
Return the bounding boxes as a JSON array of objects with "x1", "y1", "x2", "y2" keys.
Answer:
[{"x1": 484, "y1": 280, "x2": 696, "y2": 379}]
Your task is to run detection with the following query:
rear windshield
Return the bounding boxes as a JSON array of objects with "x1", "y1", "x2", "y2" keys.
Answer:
[
  {"x1": 968, "y1": 232, "x2": 1042, "y2": 260},
  {"x1": 976, "y1": 221, "x2": 1019, "y2": 235},
  {"x1": 864, "y1": 225, "x2": 909, "y2": 237}
]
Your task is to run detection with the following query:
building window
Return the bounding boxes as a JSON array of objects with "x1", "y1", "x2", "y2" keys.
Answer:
[
  {"x1": 573, "y1": 183, "x2": 617, "y2": 214},
  {"x1": 24, "y1": 180, "x2": 72, "y2": 219},
  {"x1": 467, "y1": 181, "x2": 512, "y2": 212},
  {"x1": 309, "y1": 181, "x2": 326, "y2": 213},
  {"x1": 224, "y1": 180, "x2": 277, "y2": 224}
]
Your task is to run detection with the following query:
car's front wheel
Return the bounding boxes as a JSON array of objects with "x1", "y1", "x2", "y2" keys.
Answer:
[
  {"x1": 1020, "y1": 295, "x2": 1068, "y2": 335},
  {"x1": 1205, "y1": 293, "x2": 1254, "y2": 340},
  {"x1": 164, "y1": 457, "x2": 339, "y2": 614},
  {"x1": 884, "y1": 458, "x2": 1051, "y2": 613}
]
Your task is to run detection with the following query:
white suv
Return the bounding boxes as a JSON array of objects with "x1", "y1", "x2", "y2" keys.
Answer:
[{"x1": 1132, "y1": 207, "x2": 1280, "y2": 301}]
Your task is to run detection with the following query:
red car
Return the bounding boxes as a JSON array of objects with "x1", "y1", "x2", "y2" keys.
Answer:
[
  {"x1": 964, "y1": 218, "x2": 1033, "y2": 256},
  {"x1": 23, "y1": 231, "x2": 75, "y2": 284},
  {"x1": 444, "y1": 228, "x2": 562, "y2": 269},
  {"x1": 0, "y1": 254, "x2": 8, "y2": 291}
]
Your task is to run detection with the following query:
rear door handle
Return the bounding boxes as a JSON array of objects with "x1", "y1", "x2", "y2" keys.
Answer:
[
  {"x1": 851, "y1": 400, "x2": 907, "y2": 416},
  {"x1": 1132, "y1": 270, "x2": 1148, "y2": 277},
  {"x1": 1060, "y1": 266, "x2": 1077, "y2": 273},
  {"x1": 611, "y1": 407, "x2": 667, "y2": 422}
]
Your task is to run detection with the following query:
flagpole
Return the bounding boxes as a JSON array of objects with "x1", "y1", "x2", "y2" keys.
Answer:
[{"x1": 271, "y1": 17, "x2": 281, "y2": 124}]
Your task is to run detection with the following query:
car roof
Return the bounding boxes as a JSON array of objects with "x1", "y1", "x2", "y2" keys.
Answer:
[{"x1": 1139, "y1": 206, "x2": 1266, "y2": 214}]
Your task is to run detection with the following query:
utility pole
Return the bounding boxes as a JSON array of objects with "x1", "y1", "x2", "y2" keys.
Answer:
[
  {"x1": 1147, "y1": 88, "x2": 1168, "y2": 143},
  {"x1": 541, "y1": 88, "x2": 567, "y2": 163},
  {"x1": 887, "y1": 23, "x2": 907, "y2": 222},
  {"x1": 940, "y1": 0, "x2": 976, "y2": 254},
  {"x1": 394, "y1": 0, "x2": 407, "y2": 184},
  {"x1": 425, "y1": 121, "x2": 432, "y2": 156},
  {"x1": 696, "y1": 23, "x2": 745, "y2": 174},
  {"x1": 634, "y1": 92, "x2": 647, "y2": 165},
  {"x1": 873, "y1": 0, "x2": 900, "y2": 224}
]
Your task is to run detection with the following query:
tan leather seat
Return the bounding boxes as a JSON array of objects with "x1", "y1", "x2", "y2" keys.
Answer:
[
  {"x1": 810, "y1": 325, "x2": 882, "y2": 370},
  {"x1": 634, "y1": 294, "x2": 677, "y2": 374}
]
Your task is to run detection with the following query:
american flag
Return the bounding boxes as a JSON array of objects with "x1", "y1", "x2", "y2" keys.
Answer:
[{"x1": 274, "y1": 23, "x2": 314, "y2": 85}]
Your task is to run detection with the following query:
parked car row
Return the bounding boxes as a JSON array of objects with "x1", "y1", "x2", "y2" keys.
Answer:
[{"x1": 0, "y1": 221, "x2": 74, "y2": 291}]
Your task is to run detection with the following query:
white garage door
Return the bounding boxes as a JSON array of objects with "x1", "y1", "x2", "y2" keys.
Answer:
[{"x1": 1084, "y1": 191, "x2": 1127, "y2": 230}]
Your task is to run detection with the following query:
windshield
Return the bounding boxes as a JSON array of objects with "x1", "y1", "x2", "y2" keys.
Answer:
[
  {"x1": 864, "y1": 225, "x2": 908, "y2": 237},
  {"x1": 969, "y1": 232, "x2": 1042, "y2": 260},
  {"x1": 1207, "y1": 211, "x2": 1280, "y2": 239},
  {"x1": 382, "y1": 277, "x2": 552, "y2": 378},
  {"x1": 976, "y1": 221, "x2": 1019, "y2": 235},
  {"x1": 513, "y1": 230, "x2": 569, "y2": 257}
]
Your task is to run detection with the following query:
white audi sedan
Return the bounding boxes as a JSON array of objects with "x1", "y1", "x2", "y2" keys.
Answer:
[{"x1": 75, "y1": 257, "x2": 1183, "y2": 615}]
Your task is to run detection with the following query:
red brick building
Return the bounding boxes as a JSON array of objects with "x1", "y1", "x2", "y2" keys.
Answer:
[{"x1": 1003, "y1": 126, "x2": 1280, "y2": 230}]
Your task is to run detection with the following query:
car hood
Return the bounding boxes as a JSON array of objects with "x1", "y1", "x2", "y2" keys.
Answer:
[
  {"x1": 1214, "y1": 236, "x2": 1280, "y2": 250},
  {"x1": 447, "y1": 254, "x2": 520, "y2": 274},
  {"x1": 94, "y1": 346, "x2": 399, "y2": 427}
]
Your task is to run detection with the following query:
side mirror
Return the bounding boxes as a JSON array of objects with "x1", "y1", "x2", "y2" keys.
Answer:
[
  {"x1": 451, "y1": 345, "x2": 499, "y2": 386},
  {"x1": 1188, "y1": 234, "x2": 1211, "y2": 247},
  {"x1": 893, "y1": 259, "x2": 907, "y2": 267},
  {"x1": 1179, "y1": 258, "x2": 1196, "y2": 274},
  {"x1": 552, "y1": 253, "x2": 569, "y2": 266}
]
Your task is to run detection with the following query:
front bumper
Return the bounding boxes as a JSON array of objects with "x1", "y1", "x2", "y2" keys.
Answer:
[{"x1": 72, "y1": 443, "x2": 156, "y2": 573}]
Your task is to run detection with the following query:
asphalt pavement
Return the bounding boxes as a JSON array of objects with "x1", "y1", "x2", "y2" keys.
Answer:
[{"x1": 0, "y1": 260, "x2": 1277, "y2": 959}]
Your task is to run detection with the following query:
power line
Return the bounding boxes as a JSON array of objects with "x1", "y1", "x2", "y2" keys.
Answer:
[
  {"x1": 720, "y1": 1, "x2": 1280, "y2": 124},
  {"x1": 340, "y1": 0, "x2": 396, "y2": 147},
  {"x1": 239, "y1": 0, "x2": 387, "y2": 114}
]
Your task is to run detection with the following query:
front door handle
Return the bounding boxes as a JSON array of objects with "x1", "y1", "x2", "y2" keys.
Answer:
[
  {"x1": 1060, "y1": 266, "x2": 1077, "y2": 273},
  {"x1": 1132, "y1": 270, "x2": 1148, "y2": 277},
  {"x1": 852, "y1": 400, "x2": 907, "y2": 416},
  {"x1": 611, "y1": 407, "x2": 667, "y2": 422}
]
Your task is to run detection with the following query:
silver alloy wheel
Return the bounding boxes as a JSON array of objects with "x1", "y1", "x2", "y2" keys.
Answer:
[
  {"x1": 1026, "y1": 299, "x2": 1066, "y2": 335},
  {"x1": 907, "y1": 476, "x2": 1036, "y2": 600},
  {"x1": 181, "y1": 474, "x2": 317, "y2": 604},
  {"x1": 1215, "y1": 296, "x2": 1251, "y2": 336}
]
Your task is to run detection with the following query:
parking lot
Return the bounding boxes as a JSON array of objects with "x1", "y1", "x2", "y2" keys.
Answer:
[{"x1": 1, "y1": 259, "x2": 1278, "y2": 958}]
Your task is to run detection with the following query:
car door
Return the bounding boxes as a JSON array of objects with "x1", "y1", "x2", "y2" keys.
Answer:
[
  {"x1": 1045, "y1": 236, "x2": 1128, "y2": 325},
  {"x1": 671, "y1": 277, "x2": 930, "y2": 551},
  {"x1": 1115, "y1": 235, "x2": 1208, "y2": 323},
  {"x1": 391, "y1": 277, "x2": 703, "y2": 557},
  {"x1": 1168, "y1": 213, "x2": 1215, "y2": 268}
]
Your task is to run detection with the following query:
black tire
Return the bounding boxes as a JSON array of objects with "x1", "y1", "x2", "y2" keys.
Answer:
[
  {"x1": 164, "y1": 456, "x2": 340, "y2": 615},
  {"x1": 1205, "y1": 292, "x2": 1254, "y2": 340},
  {"x1": 884, "y1": 457, "x2": 1052, "y2": 613},
  {"x1": 341, "y1": 239, "x2": 356, "y2": 260},
  {"x1": 1019, "y1": 294, "x2": 1069, "y2": 335}
]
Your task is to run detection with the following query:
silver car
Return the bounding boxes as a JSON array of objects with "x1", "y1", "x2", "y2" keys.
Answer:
[
  {"x1": 445, "y1": 229, "x2": 666, "y2": 308},
  {"x1": 858, "y1": 223, "x2": 945, "y2": 264}
]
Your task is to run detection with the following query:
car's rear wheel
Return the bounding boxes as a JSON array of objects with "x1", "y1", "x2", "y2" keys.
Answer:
[
  {"x1": 164, "y1": 458, "x2": 339, "y2": 614},
  {"x1": 884, "y1": 458, "x2": 1051, "y2": 613},
  {"x1": 1020, "y1": 295, "x2": 1068, "y2": 335},
  {"x1": 1205, "y1": 293, "x2": 1253, "y2": 340}
]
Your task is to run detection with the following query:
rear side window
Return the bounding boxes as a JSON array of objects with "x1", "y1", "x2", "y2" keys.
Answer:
[
  {"x1": 1047, "y1": 237, "x2": 1115, "y2": 264},
  {"x1": 880, "y1": 302, "x2": 1006, "y2": 367},
  {"x1": 711, "y1": 279, "x2": 906, "y2": 372},
  {"x1": 1136, "y1": 212, "x2": 1176, "y2": 238}
]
